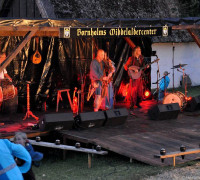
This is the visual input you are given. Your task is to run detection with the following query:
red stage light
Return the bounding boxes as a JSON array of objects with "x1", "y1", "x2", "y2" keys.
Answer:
[
  {"x1": 144, "y1": 90, "x2": 151, "y2": 98},
  {"x1": 185, "y1": 97, "x2": 192, "y2": 101}
]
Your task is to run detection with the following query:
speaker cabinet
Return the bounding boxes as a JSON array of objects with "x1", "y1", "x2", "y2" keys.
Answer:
[
  {"x1": 77, "y1": 111, "x2": 106, "y2": 129},
  {"x1": 148, "y1": 103, "x2": 180, "y2": 120},
  {"x1": 39, "y1": 113, "x2": 74, "y2": 131},
  {"x1": 104, "y1": 108, "x2": 128, "y2": 126},
  {"x1": 185, "y1": 95, "x2": 200, "y2": 112}
]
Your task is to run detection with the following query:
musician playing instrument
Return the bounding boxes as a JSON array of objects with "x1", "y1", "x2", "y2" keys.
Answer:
[
  {"x1": 90, "y1": 49, "x2": 108, "y2": 112},
  {"x1": 0, "y1": 53, "x2": 12, "y2": 81},
  {"x1": 124, "y1": 46, "x2": 148, "y2": 109},
  {"x1": 100, "y1": 52, "x2": 115, "y2": 110},
  {"x1": 0, "y1": 52, "x2": 13, "y2": 103},
  {"x1": 158, "y1": 71, "x2": 170, "y2": 101}
]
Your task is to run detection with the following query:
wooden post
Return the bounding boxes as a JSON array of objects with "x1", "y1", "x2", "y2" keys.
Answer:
[
  {"x1": 123, "y1": 37, "x2": 136, "y2": 50},
  {"x1": 88, "y1": 153, "x2": 92, "y2": 168},
  {"x1": 173, "y1": 156, "x2": 176, "y2": 167},
  {"x1": 0, "y1": 30, "x2": 38, "y2": 73},
  {"x1": 188, "y1": 29, "x2": 200, "y2": 48}
]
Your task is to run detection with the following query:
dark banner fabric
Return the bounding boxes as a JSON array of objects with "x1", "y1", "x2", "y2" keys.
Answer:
[{"x1": 0, "y1": 35, "x2": 151, "y2": 110}]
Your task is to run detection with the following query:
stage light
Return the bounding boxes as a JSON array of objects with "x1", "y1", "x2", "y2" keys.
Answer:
[
  {"x1": 144, "y1": 90, "x2": 151, "y2": 99},
  {"x1": 55, "y1": 139, "x2": 60, "y2": 145},
  {"x1": 75, "y1": 142, "x2": 81, "y2": 148},
  {"x1": 160, "y1": 148, "x2": 166, "y2": 163},
  {"x1": 180, "y1": 145, "x2": 186, "y2": 159},
  {"x1": 185, "y1": 97, "x2": 192, "y2": 101},
  {"x1": 96, "y1": 145, "x2": 101, "y2": 151}
]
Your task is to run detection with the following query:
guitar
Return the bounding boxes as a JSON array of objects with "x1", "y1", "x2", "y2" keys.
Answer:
[
  {"x1": 32, "y1": 37, "x2": 42, "y2": 64},
  {"x1": 128, "y1": 58, "x2": 159, "y2": 80}
]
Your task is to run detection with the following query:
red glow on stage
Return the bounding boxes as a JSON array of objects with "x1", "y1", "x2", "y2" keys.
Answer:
[
  {"x1": 185, "y1": 96, "x2": 192, "y2": 101},
  {"x1": 118, "y1": 82, "x2": 129, "y2": 97},
  {"x1": 144, "y1": 90, "x2": 151, "y2": 98}
]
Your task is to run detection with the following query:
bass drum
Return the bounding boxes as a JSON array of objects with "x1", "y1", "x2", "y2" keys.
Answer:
[
  {"x1": 163, "y1": 91, "x2": 186, "y2": 110},
  {"x1": 2, "y1": 95, "x2": 18, "y2": 114}
]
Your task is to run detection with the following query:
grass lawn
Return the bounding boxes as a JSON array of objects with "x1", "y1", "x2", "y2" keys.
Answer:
[{"x1": 33, "y1": 151, "x2": 170, "y2": 180}]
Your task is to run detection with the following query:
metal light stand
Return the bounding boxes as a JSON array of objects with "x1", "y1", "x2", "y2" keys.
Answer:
[{"x1": 156, "y1": 59, "x2": 160, "y2": 102}]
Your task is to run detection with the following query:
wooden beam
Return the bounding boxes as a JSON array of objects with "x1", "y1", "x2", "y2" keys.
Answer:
[
  {"x1": 0, "y1": 29, "x2": 38, "y2": 73},
  {"x1": 172, "y1": 25, "x2": 200, "y2": 30},
  {"x1": 123, "y1": 37, "x2": 136, "y2": 50},
  {"x1": 188, "y1": 29, "x2": 200, "y2": 48},
  {"x1": 0, "y1": 31, "x2": 59, "y2": 37},
  {"x1": 0, "y1": 26, "x2": 59, "y2": 32},
  {"x1": 28, "y1": 140, "x2": 108, "y2": 155}
]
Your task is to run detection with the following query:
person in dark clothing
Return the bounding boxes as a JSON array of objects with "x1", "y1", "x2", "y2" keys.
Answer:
[
  {"x1": 14, "y1": 132, "x2": 43, "y2": 180},
  {"x1": 124, "y1": 46, "x2": 148, "y2": 109}
]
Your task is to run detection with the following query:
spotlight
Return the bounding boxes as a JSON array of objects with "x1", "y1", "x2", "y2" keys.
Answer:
[
  {"x1": 160, "y1": 148, "x2": 166, "y2": 163},
  {"x1": 180, "y1": 145, "x2": 186, "y2": 159},
  {"x1": 185, "y1": 97, "x2": 192, "y2": 101},
  {"x1": 55, "y1": 139, "x2": 60, "y2": 145},
  {"x1": 144, "y1": 90, "x2": 151, "y2": 99}
]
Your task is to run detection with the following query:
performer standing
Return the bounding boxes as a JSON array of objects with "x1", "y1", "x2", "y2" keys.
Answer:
[
  {"x1": 100, "y1": 52, "x2": 115, "y2": 110},
  {"x1": 90, "y1": 49, "x2": 108, "y2": 112},
  {"x1": 158, "y1": 71, "x2": 170, "y2": 100},
  {"x1": 124, "y1": 46, "x2": 148, "y2": 109}
]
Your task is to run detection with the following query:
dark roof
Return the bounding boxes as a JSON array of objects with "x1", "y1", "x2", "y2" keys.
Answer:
[{"x1": 0, "y1": 17, "x2": 199, "y2": 27}]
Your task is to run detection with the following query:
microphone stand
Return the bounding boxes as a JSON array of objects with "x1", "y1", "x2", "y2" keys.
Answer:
[
  {"x1": 156, "y1": 55, "x2": 160, "y2": 102},
  {"x1": 172, "y1": 43, "x2": 175, "y2": 92}
]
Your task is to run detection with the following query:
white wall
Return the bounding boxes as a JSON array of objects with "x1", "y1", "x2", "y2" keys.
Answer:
[{"x1": 151, "y1": 42, "x2": 200, "y2": 89}]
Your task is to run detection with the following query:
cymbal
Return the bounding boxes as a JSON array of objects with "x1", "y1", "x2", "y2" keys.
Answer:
[{"x1": 173, "y1": 64, "x2": 187, "y2": 68}]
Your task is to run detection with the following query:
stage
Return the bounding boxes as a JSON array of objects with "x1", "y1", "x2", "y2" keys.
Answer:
[{"x1": 1, "y1": 100, "x2": 200, "y2": 166}]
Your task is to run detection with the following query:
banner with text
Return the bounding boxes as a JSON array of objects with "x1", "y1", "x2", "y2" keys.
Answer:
[{"x1": 60, "y1": 26, "x2": 171, "y2": 38}]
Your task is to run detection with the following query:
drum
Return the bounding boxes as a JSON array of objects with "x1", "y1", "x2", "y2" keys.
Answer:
[
  {"x1": 163, "y1": 91, "x2": 186, "y2": 109},
  {"x1": 0, "y1": 79, "x2": 16, "y2": 100}
]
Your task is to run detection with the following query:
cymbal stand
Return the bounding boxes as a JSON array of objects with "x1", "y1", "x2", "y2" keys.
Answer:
[{"x1": 23, "y1": 82, "x2": 39, "y2": 121}]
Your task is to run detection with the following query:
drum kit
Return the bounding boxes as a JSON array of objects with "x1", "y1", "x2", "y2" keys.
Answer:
[{"x1": 153, "y1": 63, "x2": 188, "y2": 110}]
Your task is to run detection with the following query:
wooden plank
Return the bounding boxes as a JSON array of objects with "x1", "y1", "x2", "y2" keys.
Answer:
[
  {"x1": 0, "y1": 29, "x2": 38, "y2": 73},
  {"x1": 0, "y1": 31, "x2": 59, "y2": 37},
  {"x1": 123, "y1": 37, "x2": 136, "y2": 49},
  {"x1": 155, "y1": 148, "x2": 200, "y2": 158},
  {"x1": 187, "y1": 29, "x2": 200, "y2": 48},
  {"x1": 0, "y1": 26, "x2": 59, "y2": 32},
  {"x1": 28, "y1": 140, "x2": 108, "y2": 155},
  {"x1": 172, "y1": 25, "x2": 200, "y2": 30}
]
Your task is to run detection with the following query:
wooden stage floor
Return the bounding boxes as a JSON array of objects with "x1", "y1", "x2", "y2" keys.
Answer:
[
  {"x1": 1, "y1": 100, "x2": 200, "y2": 166},
  {"x1": 61, "y1": 100, "x2": 200, "y2": 166}
]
